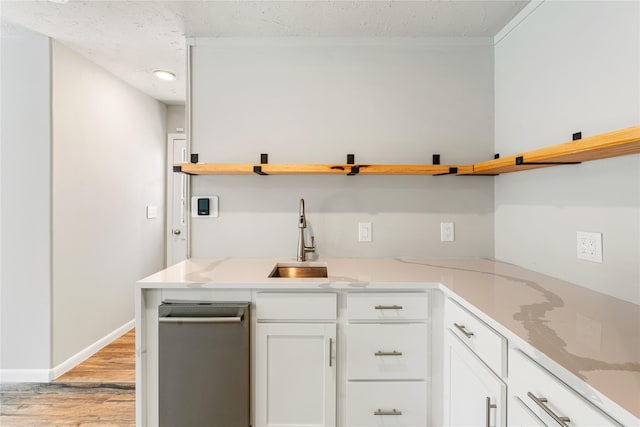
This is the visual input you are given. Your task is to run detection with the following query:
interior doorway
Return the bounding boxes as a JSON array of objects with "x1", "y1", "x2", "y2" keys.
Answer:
[{"x1": 166, "y1": 133, "x2": 188, "y2": 266}]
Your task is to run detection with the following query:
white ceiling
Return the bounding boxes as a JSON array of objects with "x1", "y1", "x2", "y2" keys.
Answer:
[{"x1": 0, "y1": 1, "x2": 529, "y2": 105}]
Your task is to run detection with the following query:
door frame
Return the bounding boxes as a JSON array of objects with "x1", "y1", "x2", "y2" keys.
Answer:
[{"x1": 166, "y1": 132, "x2": 188, "y2": 267}]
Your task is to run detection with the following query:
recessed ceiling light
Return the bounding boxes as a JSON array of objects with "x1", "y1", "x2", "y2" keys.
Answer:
[
  {"x1": 48, "y1": 0, "x2": 70, "y2": 3},
  {"x1": 153, "y1": 70, "x2": 176, "y2": 81}
]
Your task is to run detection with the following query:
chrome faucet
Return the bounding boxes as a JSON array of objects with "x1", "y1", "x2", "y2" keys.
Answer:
[{"x1": 297, "y1": 198, "x2": 316, "y2": 262}]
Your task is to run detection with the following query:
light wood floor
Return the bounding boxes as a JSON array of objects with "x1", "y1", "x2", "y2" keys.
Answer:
[
  {"x1": 0, "y1": 329, "x2": 135, "y2": 426},
  {"x1": 56, "y1": 330, "x2": 135, "y2": 384}
]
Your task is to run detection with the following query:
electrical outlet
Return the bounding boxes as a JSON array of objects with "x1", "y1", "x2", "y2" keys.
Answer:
[
  {"x1": 358, "y1": 222, "x2": 372, "y2": 242},
  {"x1": 577, "y1": 231, "x2": 602, "y2": 263},
  {"x1": 441, "y1": 222, "x2": 455, "y2": 242}
]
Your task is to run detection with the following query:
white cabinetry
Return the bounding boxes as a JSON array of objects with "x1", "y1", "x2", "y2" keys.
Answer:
[
  {"x1": 255, "y1": 323, "x2": 336, "y2": 427},
  {"x1": 508, "y1": 347, "x2": 622, "y2": 427},
  {"x1": 254, "y1": 293, "x2": 337, "y2": 427},
  {"x1": 445, "y1": 331, "x2": 506, "y2": 427},
  {"x1": 346, "y1": 382, "x2": 427, "y2": 427},
  {"x1": 508, "y1": 395, "x2": 547, "y2": 427},
  {"x1": 444, "y1": 297, "x2": 506, "y2": 377},
  {"x1": 443, "y1": 298, "x2": 506, "y2": 427},
  {"x1": 346, "y1": 323, "x2": 427, "y2": 380},
  {"x1": 345, "y1": 292, "x2": 429, "y2": 427}
]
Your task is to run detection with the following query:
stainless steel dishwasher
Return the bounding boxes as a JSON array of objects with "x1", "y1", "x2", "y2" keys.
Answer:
[{"x1": 159, "y1": 302, "x2": 250, "y2": 427}]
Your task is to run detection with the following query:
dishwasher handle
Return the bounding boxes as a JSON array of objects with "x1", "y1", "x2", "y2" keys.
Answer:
[{"x1": 159, "y1": 316, "x2": 242, "y2": 324}]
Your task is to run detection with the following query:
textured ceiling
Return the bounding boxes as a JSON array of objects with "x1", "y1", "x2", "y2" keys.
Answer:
[{"x1": 0, "y1": 1, "x2": 530, "y2": 105}]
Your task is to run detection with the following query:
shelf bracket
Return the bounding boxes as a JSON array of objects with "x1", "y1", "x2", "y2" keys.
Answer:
[
  {"x1": 347, "y1": 166, "x2": 360, "y2": 176},
  {"x1": 253, "y1": 165, "x2": 268, "y2": 175},
  {"x1": 515, "y1": 156, "x2": 581, "y2": 166},
  {"x1": 434, "y1": 167, "x2": 458, "y2": 176},
  {"x1": 173, "y1": 165, "x2": 194, "y2": 175}
]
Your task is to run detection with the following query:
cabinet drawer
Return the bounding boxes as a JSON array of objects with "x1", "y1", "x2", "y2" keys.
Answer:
[
  {"x1": 509, "y1": 348, "x2": 622, "y2": 427},
  {"x1": 346, "y1": 381, "x2": 427, "y2": 427},
  {"x1": 508, "y1": 396, "x2": 546, "y2": 427},
  {"x1": 346, "y1": 292, "x2": 428, "y2": 320},
  {"x1": 444, "y1": 298, "x2": 506, "y2": 377},
  {"x1": 255, "y1": 293, "x2": 336, "y2": 320},
  {"x1": 346, "y1": 323, "x2": 427, "y2": 380}
]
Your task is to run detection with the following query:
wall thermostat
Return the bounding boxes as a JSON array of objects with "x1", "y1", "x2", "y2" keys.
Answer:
[{"x1": 191, "y1": 196, "x2": 219, "y2": 218}]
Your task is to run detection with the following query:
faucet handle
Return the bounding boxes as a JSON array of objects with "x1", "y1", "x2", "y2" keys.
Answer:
[{"x1": 305, "y1": 236, "x2": 316, "y2": 254}]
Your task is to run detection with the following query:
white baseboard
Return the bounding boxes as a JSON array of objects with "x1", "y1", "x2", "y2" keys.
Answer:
[
  {"x1": 0, "y1": 319, "x2": 134, "y2": 383},
  {"x1": 51, "y1": 319, "x2": 135, "y2": 380}
]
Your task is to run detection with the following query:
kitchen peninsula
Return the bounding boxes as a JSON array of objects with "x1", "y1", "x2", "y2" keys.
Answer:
[{"x1": 136, "y1": 257, "x2": 640, "y2": 427}]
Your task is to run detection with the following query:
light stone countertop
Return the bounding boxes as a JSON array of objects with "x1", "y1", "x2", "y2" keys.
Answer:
[{"x1": 137, "y1": 257, "x2": 640, "y2": 422}]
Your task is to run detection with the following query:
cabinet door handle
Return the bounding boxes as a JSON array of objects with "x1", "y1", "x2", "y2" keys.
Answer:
[
  {"x1": 374, "y1": 350, "x2": 403, "y2": 356},
  {"x1": 374, "y1": 409, "x2": 402, "y2": 416},
  {"x1": 329, "y1": 338, "x2": 333, "y2": 367},
  {"x1": 375, "y1": 305, "x2": 403, "y2": 310},
  {"x1": 454, "y1": 322, "x2": 474, "y2": 338},
  {"x1": 485, "y1": 397, "x2": 497, "y2": 427},
  {"x1": 527, "y1": 392, "x2": 571, "y2": 426},
  {"x1": 159, "y1": 316, "x2": 241, "y2": 324}
]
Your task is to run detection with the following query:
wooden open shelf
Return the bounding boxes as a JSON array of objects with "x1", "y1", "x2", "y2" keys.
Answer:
[
  {"x1": 471, "y1": 125, "x2": 640, "y2": 175},
  {"x1": 173, "y1": 126, "x2": 640, "y2": 177},
  {"x1": 174, "y1": 163, "x2": 474, "y2": 176}
]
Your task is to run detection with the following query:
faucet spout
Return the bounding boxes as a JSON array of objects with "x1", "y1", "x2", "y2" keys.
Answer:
[
  {"x1": 297, "y1": 198, "x2": 315, "y2": 262},
  {"x1": 299, "y1": 199, "x2": 306, "y2": 228}
]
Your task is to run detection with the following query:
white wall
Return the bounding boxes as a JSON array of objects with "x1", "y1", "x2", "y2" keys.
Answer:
[
  {"x1": 167, "y1": 104, "x2": 185, "y2": 133},
  {"x1": 51, "y1": 41, "x2": 167, "y2": 366},
  {"x1": 0, "y1": 24, "x2": 52, "y2": 372},
  {"x1": 495, "y1": 1, "x2": 640, "y2": 303},
  {"x1": 190, "y1": 38, "x2": 495, "y2": 259}
]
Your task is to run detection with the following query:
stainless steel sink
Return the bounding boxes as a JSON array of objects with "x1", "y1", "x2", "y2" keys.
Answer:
[{"x1": 268, "y1": 263, "x2": 328, "y2": 278}]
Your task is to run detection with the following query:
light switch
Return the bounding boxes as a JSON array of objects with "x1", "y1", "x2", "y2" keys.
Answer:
[
  {"x1": 146, "y1": 206, "x2": 158, "y2": 219},
  {"x1": 441, "y1": 222, "x2": 455, "y2": 242}
]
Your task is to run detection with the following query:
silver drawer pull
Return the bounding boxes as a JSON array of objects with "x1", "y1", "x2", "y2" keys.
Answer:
[
  {"x1": 159, "y1": 316, "x2": 241, "y2": 324},
  {"x1": 454, "y1": 322, "x2": 474, "y2": 338},
  {"x1": 374, "y1": 409, "x2": 402, "y2": 416},
  {"x1": 527, "y1": 392, "x2": 571, "y2": 426},
  {"x1": 375, "y1": 305, "x2": 403, "y2": 310},
  {"x1": 374, "y1": 350, "x2": 403, "y2": 356},
  {"x1": 485, "y1": 397, "x2": 497, "y2": 427}
]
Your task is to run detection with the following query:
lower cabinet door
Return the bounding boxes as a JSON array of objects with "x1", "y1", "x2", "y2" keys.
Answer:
[
  {"x1": 444, "y1": 331, "x2": 506, "y2": 427},
  {"x1": 346, "y1": 381, "x2": 427, "y2": 427},
  {"x1": 255, "y1": 323, "x2": 336, "y2": 427}
]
